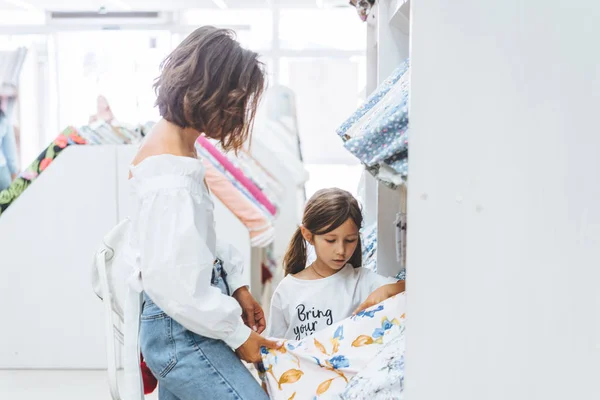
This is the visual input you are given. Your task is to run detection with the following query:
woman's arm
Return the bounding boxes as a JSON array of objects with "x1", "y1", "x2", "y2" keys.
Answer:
[{"x1": 216, "y1": 242, "x2": 268, "y2": 333}]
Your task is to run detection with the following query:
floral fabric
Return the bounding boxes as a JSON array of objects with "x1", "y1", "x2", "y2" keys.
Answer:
[
  {"x1": 341, "y1": 327, "x2": 405, "y2": 400},
  {"x1": 260, "y1": 293, "x2": 406, "y2": 400},
  {"x1": 0, "y1": 126, "x2": 86, "y2": 217}
]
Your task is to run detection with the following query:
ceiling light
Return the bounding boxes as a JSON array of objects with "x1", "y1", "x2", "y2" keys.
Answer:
[
  {"x1": 2, "y1": 0, "x2": 36, "y2": 11},
  {"x1": 212, "y1": 0, "x2": 227, "y2": 9}
]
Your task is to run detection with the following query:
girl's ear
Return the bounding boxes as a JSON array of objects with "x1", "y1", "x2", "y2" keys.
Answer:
[{"x1": 300, "y1": 225, "x2": 313, "y2": 245}]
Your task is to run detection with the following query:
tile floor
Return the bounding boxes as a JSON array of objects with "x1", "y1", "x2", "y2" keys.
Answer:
[{"x1": 0, "y1": 370, "x2": 158, "y2": 400}]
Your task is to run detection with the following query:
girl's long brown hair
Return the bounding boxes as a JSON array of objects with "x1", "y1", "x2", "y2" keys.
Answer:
[{"x1": 283, "y1": 188, "x2": 363, "y2": 276}]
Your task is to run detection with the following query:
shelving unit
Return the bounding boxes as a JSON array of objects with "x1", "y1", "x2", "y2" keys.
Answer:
[
  {"x1": 361, "y1": 0, "x2": 410, "y2": 278},
  {"x1": 389, "y1": 0, "x2": 410, "y2": 33}
]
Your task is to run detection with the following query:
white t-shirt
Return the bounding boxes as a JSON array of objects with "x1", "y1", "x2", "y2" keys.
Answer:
[{"x1": 267, "y1": 264, "x2": 397, "y2": 340}]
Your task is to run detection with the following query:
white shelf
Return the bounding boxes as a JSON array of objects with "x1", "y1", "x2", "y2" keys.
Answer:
[{"x1": 389, "y1": 0, "x2": 411, "y2": 34}]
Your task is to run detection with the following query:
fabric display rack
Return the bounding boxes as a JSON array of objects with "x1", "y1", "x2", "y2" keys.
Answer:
[
  {"x1": 0, "y1": 122, "x2": 145, "y2": 217},
  {"x1": 337, "y1": 6, "x2": 410, "y2": 283}
]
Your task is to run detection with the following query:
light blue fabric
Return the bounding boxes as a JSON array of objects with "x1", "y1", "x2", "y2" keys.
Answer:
[
  {"x1": 343, "y1": 69, "x2": 410, "y2": 168},
  {"x1": 362, "y1": 226, "x2": 378, "y2": 273},
  {"x1": 337, "y1": 60, "x2": 409, "y2": 139},
  {"x1": 0, "y1": 113, "x2": 18, "y2": 175},
  {"x1": 396, "y1": 268, "x2": 406, "y2": 281},
  {"x1": 384, "y1": 151, "x2": 409, "y2": 176},
  {"x1": 140, "y1": 262, "x2": 268, "y2": 400},
  {"x1": 336, "y1": 59, "x2": 411, "y2": 187}
]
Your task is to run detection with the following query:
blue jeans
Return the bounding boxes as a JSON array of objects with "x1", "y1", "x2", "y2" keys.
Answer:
[{"x1": 140, "y1": 261, "x2": 268, "y2": 400}]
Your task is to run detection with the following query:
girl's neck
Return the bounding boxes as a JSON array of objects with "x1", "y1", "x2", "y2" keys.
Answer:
[{"x1": 311, "y1": 258, "x2": 342, "y2": 279}]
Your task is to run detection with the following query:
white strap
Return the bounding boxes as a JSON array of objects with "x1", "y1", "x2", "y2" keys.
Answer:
[
  {"x1": 96, "y1": 250, "x2": 121, "y2": 400},
  {"x1": 124, "y1": 286, "x2": 143, "y2": 400}
]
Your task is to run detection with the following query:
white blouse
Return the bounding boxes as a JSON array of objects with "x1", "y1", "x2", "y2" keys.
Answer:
[{"x1": 127, "y1": 154, "x2": 251, "y2": 350}]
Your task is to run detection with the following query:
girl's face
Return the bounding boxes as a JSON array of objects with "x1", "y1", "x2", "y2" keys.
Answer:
[{"x1": 303, "y1": 218, "x2": 360, "y2": 271}]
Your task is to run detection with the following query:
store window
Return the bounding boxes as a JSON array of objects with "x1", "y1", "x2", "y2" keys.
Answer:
[
  {"x1": 278, "y1": 8, "x2": 366, "y2": 51},
  {"x1": 0, "y1": 34, "x2": 49, "y2": 167},
  {"x1": 54, "y1": 30, "x2": 172, "y2": 129}
]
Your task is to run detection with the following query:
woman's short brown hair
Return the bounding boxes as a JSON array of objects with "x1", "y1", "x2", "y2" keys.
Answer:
[{"x1": 154, "y1": 26, "x2": 265, "y2": 152}]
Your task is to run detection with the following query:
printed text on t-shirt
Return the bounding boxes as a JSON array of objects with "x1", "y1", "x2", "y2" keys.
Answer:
[{"x1": 293, "y1": 304, "x2": 333, "y2": 340}]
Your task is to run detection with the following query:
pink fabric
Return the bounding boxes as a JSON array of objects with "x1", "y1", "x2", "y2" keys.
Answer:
[
  {"x1": 197, "y1": 136, "x2": 277, "y2": 216},
  {"x1": 203, "y1": 159, "x2": 273, "y2": 243}
]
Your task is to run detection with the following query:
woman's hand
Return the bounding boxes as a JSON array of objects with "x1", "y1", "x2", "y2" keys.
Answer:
[
  {"x1": 233, "y1": 286, "x2": 266, "y2": 333},
  {"x1": 353, "y1": 281, "x2": 405, "y2": 315},
  {"x1": 235, "y1": 331, "x2": 280, "y2": 364}
]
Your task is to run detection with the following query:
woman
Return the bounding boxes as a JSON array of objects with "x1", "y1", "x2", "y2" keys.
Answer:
[{"x1": 128, "y1": 26, "x2": 278, "y2": 400}]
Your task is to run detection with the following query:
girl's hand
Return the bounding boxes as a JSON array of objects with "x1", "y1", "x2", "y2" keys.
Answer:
[{"x1": 353, "y1": 281, "x2": 405, "y2": 315}]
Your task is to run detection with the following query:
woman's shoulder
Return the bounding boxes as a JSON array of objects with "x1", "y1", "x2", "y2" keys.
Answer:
[{"x1": 130, "y1": 153, "x2": 204, "y2": 175}]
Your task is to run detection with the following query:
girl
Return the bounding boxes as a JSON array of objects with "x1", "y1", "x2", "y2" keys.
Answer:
[
  {"x1": 268, "y1": 188, "x2": 405, "y2": 341},
  {"x1": 128, "y1": 26, "x2": 277, "y2": 400}
]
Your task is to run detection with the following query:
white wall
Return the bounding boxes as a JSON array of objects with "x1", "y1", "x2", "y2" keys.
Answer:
[
  {"x1": 0, "y1": 146, "x2": 118, "y2": 368},
  {"x1": 406, "y1": 1, "x2": 600, "y2": 399}
]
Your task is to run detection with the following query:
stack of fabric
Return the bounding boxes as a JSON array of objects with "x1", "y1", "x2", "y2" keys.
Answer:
[
  {"x1": 0, "y1": 122, "x2": 146, "y2": 217},
  {"x1": 78, "y1": 120, "x2": 144, "y2": 145},
  {"x1": 0, "y1": 126, "x2": 87, "y2": 217},
  {"x1": 337, "y1": 59, "x2": 410, "y2": 189},
  {"x1": 196, "y1": 136, "x2": 282, "y2": 248}
]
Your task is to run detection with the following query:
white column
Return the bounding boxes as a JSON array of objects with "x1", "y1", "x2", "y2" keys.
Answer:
[{"x1": 406, "y1": 1, "x2": 600, "y2": 399}]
